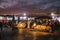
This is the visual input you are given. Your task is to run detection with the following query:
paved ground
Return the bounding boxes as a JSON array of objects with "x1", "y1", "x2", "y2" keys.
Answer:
[{"x1": 1, "y1": 29, "x2": 60, "y2": 40}]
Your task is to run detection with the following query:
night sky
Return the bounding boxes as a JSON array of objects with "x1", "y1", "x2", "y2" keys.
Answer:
[{"x1": 0, "y1": 0, "x2": 60, "y2": 15}]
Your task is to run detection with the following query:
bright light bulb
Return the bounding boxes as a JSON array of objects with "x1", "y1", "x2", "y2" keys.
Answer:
[
  {"x1": 51, "y1": 12, "x2": 54, "y2": 16},
  {"x1": 23, "y1": 13, "x2": 26, "y2": 16},
  {"x1": 0, "y1": 16, "x2": 2, "y2": 20},
  {"x1": 23, "y1": 16, "x2": 27, "y2": 19}
]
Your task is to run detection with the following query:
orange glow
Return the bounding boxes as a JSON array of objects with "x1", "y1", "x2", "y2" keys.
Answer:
[
  {"x1": 34, "y1": 25, "x2": 51, "y2": 31},
  {"x1": 16, "y1": 22, "x2": 26, "y2": 29}
]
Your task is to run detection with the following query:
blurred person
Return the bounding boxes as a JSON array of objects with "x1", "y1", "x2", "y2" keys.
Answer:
[
  {"x1": 2, "y1": 19, "x2": 8, "y2": 28},
  {"x1": 54, "y1": 20, "x2": 60, "y2": 31},
  {"x1": 36, "y1": 19, "x2": 42, "y2": 25},
  {"x1": 50, "y1": 20, "x2": 55, "y2": 32},
  {"x1": 9, "y1": 21, "x2": 18, "y2": 30},
  {"x1": 7, "y1": 21, "x2": 14, "y2": 29},
  {"x1": 0, "y1": 22, "x2": 3, "y2": 31},
  {"x1": 30, "y1": 21, "x2": 34, "y2": 28},
  {"x1": 39, "y1": 20, "x2": 43, "y2": 25}
]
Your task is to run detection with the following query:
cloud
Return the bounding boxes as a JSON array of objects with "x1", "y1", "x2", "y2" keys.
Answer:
[
  {"x1": 0, "y1": 0, "x2": 19, "y2": 8},
  {"x1": 0, "y1": 0, "x2": 53, "y2": 8},
  {"x1": 0, "y1": 0, "x2": 60, "y2": 10},
  {"x1": 54, "y1": 0, "x2": 60, "y2": 7},
  {"x1": 40, "y1": 3, "x2": 53, "y2": 9}
]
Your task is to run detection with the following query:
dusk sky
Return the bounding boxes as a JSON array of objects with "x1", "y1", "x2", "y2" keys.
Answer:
[{"x1": 0, "y1": 0, "x2": 60, "y2": 15}]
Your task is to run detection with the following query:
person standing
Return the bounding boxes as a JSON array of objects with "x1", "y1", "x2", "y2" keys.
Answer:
[{"x1": 0, "y1": 22, "x2": 3, "y2": 31}]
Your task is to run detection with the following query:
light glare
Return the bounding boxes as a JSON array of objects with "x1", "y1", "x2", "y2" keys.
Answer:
[{"x1": 51, "y1": 12, "x2": 54, "y2": 16}]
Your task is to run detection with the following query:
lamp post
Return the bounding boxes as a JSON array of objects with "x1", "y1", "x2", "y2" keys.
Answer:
[{"x1": 51, "y1": 12, "x2": 55, "y2": 19}]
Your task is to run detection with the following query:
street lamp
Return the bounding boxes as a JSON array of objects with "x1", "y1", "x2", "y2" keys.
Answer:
[
  {"x1": 51, "y1": 12, "x2": 55, "y2": 19},
  {"x1": 51, "y1": 12, "x2": 54, "y2": 16},
  {"x1": 23, "y1": 13, "x2": 26, "y2": 16}
]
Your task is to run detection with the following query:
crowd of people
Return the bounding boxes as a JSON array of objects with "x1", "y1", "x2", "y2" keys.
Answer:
[
  {"x1": 0, "y1": 20, "x2": 14, "y2": 31},
  {"x1": 36, "y1": 19, "x2": 60, "y2": 32},
  {"x1": 0, "y1": 19, "x2": 60, "y2": 32}
]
